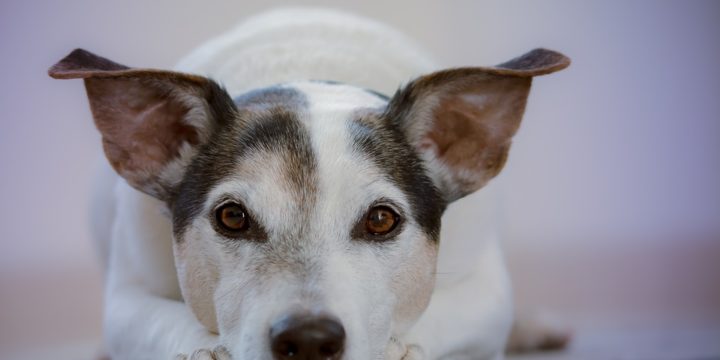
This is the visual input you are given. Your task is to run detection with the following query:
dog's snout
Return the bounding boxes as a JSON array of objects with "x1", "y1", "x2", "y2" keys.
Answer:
[{"x1": 270, "y1": 314, "x2": 346, "y2": 359}]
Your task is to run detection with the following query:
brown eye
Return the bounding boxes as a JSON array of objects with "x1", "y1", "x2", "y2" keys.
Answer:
[
  {"x1": 365, "y1": 206, "x2": 400, "y2": 235},
  {"x1": 216, "y1": 203, "x2": 248, "y2": 233}
]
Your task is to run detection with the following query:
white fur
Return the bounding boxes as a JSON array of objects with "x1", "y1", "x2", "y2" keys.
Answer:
[
  {"x1": 173, "y1": 8, "x2": 435, "y2": 95},
  {"x1": 96, "y1": 8, "x2": 513, "y2": 360}
]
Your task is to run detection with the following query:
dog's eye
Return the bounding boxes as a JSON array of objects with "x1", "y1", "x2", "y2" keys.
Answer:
[
  {"x1": 365, "y1": 206, "x2": 399, "y2": 235},
  {"x1": 216, "y1": 203, "x2": 248, "y2": 232}
]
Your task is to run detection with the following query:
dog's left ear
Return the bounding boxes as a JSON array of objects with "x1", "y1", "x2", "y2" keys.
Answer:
[
  {"x1": 387, "y1": 49, "x2": 570, "y2": 202},
  {"x1": 49, "y1": 49, "x2": 236, "y2": 200}
]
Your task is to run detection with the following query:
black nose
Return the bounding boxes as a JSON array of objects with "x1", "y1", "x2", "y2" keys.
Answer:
[{"x1": 270, "y1": 314, "x2": 346, "y2": 359}]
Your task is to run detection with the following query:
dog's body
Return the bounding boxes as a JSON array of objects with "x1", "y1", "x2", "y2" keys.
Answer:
[{"x1": 51, "y1": 8, "x2": 569, "y2": 360}]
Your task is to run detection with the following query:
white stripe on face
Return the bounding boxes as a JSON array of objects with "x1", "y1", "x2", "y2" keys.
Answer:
[{"x1": 289, "y1": 82, "x2": 436, "y2": 357}]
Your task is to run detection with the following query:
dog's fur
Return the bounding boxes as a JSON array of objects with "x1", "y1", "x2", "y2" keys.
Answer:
[{"x1": 49, "y1": 9, "x2": 569, "y2": 360}]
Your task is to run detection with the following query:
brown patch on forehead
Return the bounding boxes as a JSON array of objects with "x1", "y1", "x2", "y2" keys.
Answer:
[
  {"x1": 172, "y1": 86, "x2": 317, "y2": 240},
  {"x1": 349, "y1": 110, "x2": 446, "y2": 241},
  {"x1": 233, "y1": 86, "x2": 316, "y2": 194},
  {"x1": 238, "y1": 113, "x2": 319, "y2": 210}
]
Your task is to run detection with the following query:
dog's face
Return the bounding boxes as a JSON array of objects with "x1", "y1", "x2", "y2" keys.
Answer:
[
  {"x1": 173, "y1": 82, "x2": 445, "y2": 359},
  {"x1": 49, "y1": 49, "x2": 568, "y2": 359}
]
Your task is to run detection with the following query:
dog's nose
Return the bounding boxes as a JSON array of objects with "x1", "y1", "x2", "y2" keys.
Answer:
[{"x1": 270, "y1": 314, "x2": 346, "y2": 359}]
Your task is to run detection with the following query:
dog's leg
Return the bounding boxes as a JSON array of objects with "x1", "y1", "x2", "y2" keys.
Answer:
[
  {"x1": 403, "y1": 237, "x2": 513, "y2": 360},
  {"x1": 102, "y1": 183, "x2": 220, "y2": 360},
  {"x1": 104, "y1": 286, "x2": 219, "y2": 360}
]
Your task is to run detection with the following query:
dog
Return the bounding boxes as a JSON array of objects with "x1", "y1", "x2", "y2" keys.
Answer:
[{"x1": 49, "y1": 8, "x2": 569, "y2": 360}]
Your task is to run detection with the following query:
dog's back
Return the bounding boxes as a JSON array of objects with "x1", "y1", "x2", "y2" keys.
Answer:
[{"x1": 174, "y1": 8, "x2": 437, "y2": 97}]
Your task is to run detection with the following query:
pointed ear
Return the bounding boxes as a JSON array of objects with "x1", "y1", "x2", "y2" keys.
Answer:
[
  {"x1": 387, "y1": 48, "x2": 570, "y2": 202},
  {"x1": 49, "y1": 49, "x2": 236, "y2": 200}
]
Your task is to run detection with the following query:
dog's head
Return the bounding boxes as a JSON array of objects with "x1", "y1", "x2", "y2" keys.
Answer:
[{"x1": 50, "y1": 48, "x2": 568, "y2": 359}]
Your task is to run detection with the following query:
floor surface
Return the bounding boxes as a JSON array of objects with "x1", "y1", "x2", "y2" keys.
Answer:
[{"x1": 2, "y1": 238, "x2": 719, "y2": 360}]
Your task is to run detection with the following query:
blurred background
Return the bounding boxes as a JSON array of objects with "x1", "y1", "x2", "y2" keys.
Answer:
[{"x1": 1, "y1": 1, "x2": 718, "y2": 359}]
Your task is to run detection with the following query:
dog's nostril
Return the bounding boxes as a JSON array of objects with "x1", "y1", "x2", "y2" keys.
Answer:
[{"x1": 270, "y1": 314, "x2": 346, "y2": 359}]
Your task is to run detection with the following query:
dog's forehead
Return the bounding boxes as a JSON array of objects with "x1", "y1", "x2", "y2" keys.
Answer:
[
  {"x1": 172, "y1": 82, "x2": 444, "y2": 240},
  {"x1": 234, "y1": 81, "x2": 388, "y2": 112}
]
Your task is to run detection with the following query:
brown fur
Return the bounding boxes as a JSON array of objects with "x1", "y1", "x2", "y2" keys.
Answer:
[
  {"x1": 48, "y1": 49, "x2": 235, "y2": 200},
  {"x1": 385, "y1": 48, "x2": 569, "y2": 201},
  {"x1": 86, "y1": 77, "x2": 200, "y2": 191}
]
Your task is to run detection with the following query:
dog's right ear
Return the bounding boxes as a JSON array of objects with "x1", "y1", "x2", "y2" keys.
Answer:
[{"x1": 49, "y1": 49, "x2": 236, "y2": 200}]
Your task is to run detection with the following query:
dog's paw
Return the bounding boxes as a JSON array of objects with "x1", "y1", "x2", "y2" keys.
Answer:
[
  {"x1": 175, "y1": 345, "x2": 232, "y2": 360},
  {"x1": 506, "y1": 313, "x2": 572, "y2": 353},
  {"x1": 385, "y1": 337, "x2": 425, "y2": 360}
]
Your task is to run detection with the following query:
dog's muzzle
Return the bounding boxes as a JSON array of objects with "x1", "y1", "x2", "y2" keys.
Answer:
[{"x1": 270, "y1": 314, "x2": 346, "y2": 359}]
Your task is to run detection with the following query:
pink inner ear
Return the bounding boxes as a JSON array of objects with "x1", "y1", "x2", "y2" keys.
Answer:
[
  {"x1": 429, "y1": 95, "x2": 492, "y2": 169},
  {"x1": 392, "y1": 50, "x2": 568, "y2": 201},
  {"x1": 427, "y1": 94, "x2": 514, "y2": 177},
  {"x1": 87, "y1": 78, "x2": 199, "y2": 188},
  {"x1": 418, "y1": 78, "x2": 529, "y2": 197}
]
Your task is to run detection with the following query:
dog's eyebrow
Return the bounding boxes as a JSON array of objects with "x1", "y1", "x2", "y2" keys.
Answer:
[{"x1": 348, "y1": 115, "x2": 445, "y2": 241}]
